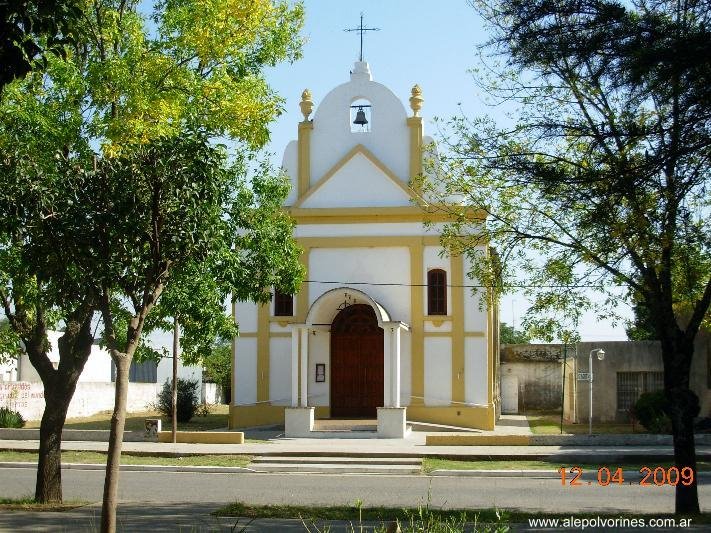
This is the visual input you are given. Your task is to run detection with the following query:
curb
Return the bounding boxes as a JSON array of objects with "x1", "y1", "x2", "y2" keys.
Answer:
[
  {"x1": 0, "y1": 461, "x2": 257, "y2": 474},
  {"x1": 428, "y1": 468, "x2": 711, "y2": 480}
]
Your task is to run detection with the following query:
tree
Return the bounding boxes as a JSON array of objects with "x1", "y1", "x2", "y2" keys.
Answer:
[
  {"x1": 0, "y1": 1, "x2": 305, "y2": 525},
  {"x1": 0, "y1": 0, "x2": 82, "y2": 92},
  {"x1": 90, "y1": 132, "x2": 302, "y2": 532},
  {"x1": 499, "y1": 322, "x2": 531, "y2": 344},
  {"x1": 431, "y1": 0, "x2": 710, "y2": 514}
]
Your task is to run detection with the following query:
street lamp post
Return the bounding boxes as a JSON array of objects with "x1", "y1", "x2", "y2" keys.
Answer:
[{"x1": 588, "y1": 348, "x2": 605, "y2": 435}]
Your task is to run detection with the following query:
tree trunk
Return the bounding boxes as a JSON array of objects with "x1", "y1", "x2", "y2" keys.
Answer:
[
  {"x1": 34, "y1": 383, "x2": 72, "y2": 503},
  {"x1": 27, "y1": 316, "x2": 94, "y2": 504},
  {"x1": 661, "y1": 334, "x2": 700, "y2": 514},
  {"x1": 101, "y1": 356, "x2": 130, "y2": 533}
]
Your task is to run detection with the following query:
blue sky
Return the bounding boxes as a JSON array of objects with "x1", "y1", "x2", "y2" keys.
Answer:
[{"x1": 261, "y1": 1, "x2": 631, "y2": 341}]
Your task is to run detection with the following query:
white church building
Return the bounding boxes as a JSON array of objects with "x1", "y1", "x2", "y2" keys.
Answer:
[{"x1": 230, "y1": 61, "x2": 499, "y2": 436}]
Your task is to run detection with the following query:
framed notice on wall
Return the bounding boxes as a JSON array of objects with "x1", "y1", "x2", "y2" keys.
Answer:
[{"x1": 315, "y1": 363, "x2": 326, "y2": 382}]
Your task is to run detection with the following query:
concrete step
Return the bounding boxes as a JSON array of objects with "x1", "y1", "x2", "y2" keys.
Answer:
[
  {"x1": 253, "y1": 463, "x2": 421, "y2": 474},
  {"x1": 249, "y1": 455, "x2": 422, "y2": 474}
]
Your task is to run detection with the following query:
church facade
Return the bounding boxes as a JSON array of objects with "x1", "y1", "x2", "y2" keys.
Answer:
[{"x1": 229, "y1": 62, "x2": 499, "y2": 435}]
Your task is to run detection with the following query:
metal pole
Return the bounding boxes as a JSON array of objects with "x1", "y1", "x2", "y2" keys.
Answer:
[
  {"x1": 560, "y1": 343, "x2": 567, "y2": 434},
  {"x1": 172, "y1": 318, "x2": 179, "y2": 443},
  {"x1": 588, "y1": 349, "x2": 593, "y2": 435}
]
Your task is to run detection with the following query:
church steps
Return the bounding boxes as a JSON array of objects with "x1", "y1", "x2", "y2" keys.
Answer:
[{"x1": 248, "y1": 455, "x2": 422, "y2": 474}]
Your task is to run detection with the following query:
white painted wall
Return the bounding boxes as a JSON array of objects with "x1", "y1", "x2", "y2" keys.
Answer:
[
  {"x1": 294, "y1": 222, "x2": 446, "y2": 238},
  {"x1": 463, "y1": 251, "x2": 487, "y2": 332},
  {"x1": 309, "y1": 62, "x2": 410, "y2": 186},
  {"x1": 300, "y1": 152, "x2": 411, "y2": 208},
  {"x1": 234, "y1": 301, "x2": 259, "y2": 333},
  {"x1": 308, "y1": 247, "x2": 411, "y2": 324},
  {"x1": 234, "y1": 337, "x2": 257, "y2": 406},
  {"x1": 308, "y1": 330, "x2": 330, "y2": 406},
  {"x1": 424, "y1": 337, "x2": 452, "y2": 405},
  {"x1": 269, "y1": 338, "x2": 291, "y2": 405},
  {"x1": 399, "y1": 330, "x2": 412, "y2": 406},
  {"x1": 0, "y1": 358, "x2": 17, "y2": 382},
  {"x1": 281, "y1": 140, "x2": 298, "y2": 206},
  {"x1": 1, "y1": 381, "x2": 159, "y2": 421},
  {"x1": 465, "y1": 337, "x2": 488, "y2": 405}
]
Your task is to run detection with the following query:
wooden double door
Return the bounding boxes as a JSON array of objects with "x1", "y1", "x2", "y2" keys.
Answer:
[{"x1": 330, "y1": 304, "x2": 383, "y2": 418}]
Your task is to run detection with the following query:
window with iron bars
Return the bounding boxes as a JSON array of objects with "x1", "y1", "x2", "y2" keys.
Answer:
[{"x1": 617, "y1": 371, "x2": 664, "y2": 411}]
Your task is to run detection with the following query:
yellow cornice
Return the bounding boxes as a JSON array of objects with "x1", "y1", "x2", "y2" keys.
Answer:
[
  {"x1": 287, "y1": 205, "x2": 486, "y2": 225},
  {"x1": 293, "y1": 144, "x2": 417, "y2": 209}
]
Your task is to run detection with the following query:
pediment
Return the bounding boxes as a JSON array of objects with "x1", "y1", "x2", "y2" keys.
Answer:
[{"x1": 295, "y1": 145, "x2": 415, "y2": 209}]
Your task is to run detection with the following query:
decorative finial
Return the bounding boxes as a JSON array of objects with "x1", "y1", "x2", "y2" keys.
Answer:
[
  {"x1": 300, "y1": 89, "x2": 313, "y2": 120},
  {"x1": 344, "y1": 13, "x2": 380, "y2": 62},
  {"x1": 410, "y1": 84, "x2": 423, "y2": 116}
]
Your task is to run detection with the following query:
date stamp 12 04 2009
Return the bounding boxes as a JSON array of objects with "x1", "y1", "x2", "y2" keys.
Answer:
[{"x1": 559, "y1": 466, "x2": 695, "y2": 487}]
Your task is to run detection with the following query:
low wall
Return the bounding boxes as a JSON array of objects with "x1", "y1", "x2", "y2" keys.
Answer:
[{"x1": 1, "y1": 381, "x2": 160, "y2": 421}]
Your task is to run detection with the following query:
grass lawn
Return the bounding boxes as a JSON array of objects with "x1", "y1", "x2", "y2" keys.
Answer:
[
  {"x1": 0, "y1": 450, "x2": 252, "y2": 468},
  {"x1": 424, "y1": 457, "x2": 711, "y2": 472},
  {"x1": 0, "y1": 497, "x2": 86, "y2": 512},
  {"x1": 25, "y1": 404, "x2": 230, "y2": 432},
  {"x1": 213, "y1": 502, "x2": 710, "y2": 526},
  {"x1": 526, "y1": 411, "x2": 645, "y2": 435}
]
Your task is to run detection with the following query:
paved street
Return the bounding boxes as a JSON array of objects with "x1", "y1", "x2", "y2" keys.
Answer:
[
  {"x1": 2, "y1": 465, "x2": 709, "y2": 512},
  {"x1": 2, "y1": 465, "x2": 710, "y2": 531}
]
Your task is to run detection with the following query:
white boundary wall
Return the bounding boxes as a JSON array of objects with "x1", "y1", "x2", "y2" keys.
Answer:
[{"x1": 1, "y1": 381, "x2": 160, "y2": 421}]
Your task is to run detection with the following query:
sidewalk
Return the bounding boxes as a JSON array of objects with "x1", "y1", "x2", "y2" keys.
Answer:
[{"x1": 2, "y1": 434, "x2": 709, "y2": 463}]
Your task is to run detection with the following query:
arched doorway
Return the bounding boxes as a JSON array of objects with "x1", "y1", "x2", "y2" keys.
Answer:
[{"x1": 330, "y1": 304, "x2": 384, "y2": 418}]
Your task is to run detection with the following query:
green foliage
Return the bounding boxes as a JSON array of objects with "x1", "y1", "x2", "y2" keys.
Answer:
[
  {"x1": 428, "y1": 1, "x2": 711, "y2": 345},
  {"x1": 202, "y1": 341, "x2": 231, "y2": 390},
  {"x1": 0, "y1": 318, "x2": 21, "y2": 363},
  {"x1": 499, "y1": 322, "x2": 530, "y2": 344},
  {"x1": 157, "y1": 379, "x2": 199, "y2": 423},
  {"x1": 0, "y1": 407, "x2": 26, "y2": 428},
  {"x1": 632, "y1": 391, "x2": 672, "y2": 434},
  {"x1": 0, "y1": 0, "x2": 83, "y2": 91}
]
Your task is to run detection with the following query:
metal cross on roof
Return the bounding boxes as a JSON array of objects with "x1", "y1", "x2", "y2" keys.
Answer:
[{"x1": 344, "y1": 13, "x2": 380, "y2": 62}]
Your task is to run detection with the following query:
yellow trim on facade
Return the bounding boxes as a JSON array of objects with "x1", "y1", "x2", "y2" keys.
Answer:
[
  {"x1": 410, "y1": 242, "x2": 424, "y2": 406},
  {"x1": 297, "y1": 246, "x2": 310, "y2": 322},
  {"x1": 464, "y1": 331, "x2": 486, "y2": 337},
  {"x1": 158, "y1": 431, "x2": 244, "y2": 444},
  {"x1": 267, "y1": 332, "x2": 292, "y2": 338},
  {"x1": 407, "y1": 116, "x2": 423, "y2": 193},
  {"x1": 293, "y1": 144, "x2": 417, "y2": 209},
  {"x1": 426, "y1": 433, "x2": 528, "y2": 446},
  {"x1": 256, "y1": 304, "x2": 270, "y2": 403},
  {"x1": 423, "y1": 332, "x2": 453, "y2": 337},
  {"x1": 296, "y1": 235, "x2": 442, "y2": 248},
  {"x1": 228, "y1": 405, "x2": 330, "y2": 429},
  {"x1": 450, "y1": 254, "x2": 465, "y2": 405},
  {"x1": 288, "y1": 205, "x2": 485, "y2": 225},
  {"x1": 297, "y1": 120, "x2": 313, "y2": 198},
  {"x1": 407, "y1": 405, "x2": 494, "y2": 431}
]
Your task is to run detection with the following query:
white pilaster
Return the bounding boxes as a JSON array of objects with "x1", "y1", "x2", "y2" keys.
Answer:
[
  {"x1": 392, "y1": 326, "x2": 401, "y2": 408},
  {"x1": 383, "y1": 325, "x2": 392, "y2": 407},
  {"x1": 290, "y1": 326, "x2": 300, "y2": 407},
  {"x1": 299, "y1": 327, "x2": 309, "y2": 407}
]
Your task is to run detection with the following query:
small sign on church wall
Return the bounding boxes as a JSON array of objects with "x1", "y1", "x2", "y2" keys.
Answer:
[{"x1": 315, "y1": 364, "x2": 326, "y2": 382}]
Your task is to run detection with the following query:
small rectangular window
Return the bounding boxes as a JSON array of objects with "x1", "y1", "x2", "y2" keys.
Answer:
[
  {"x1": 274, "y1": 289, "x2": 293, "y2": 317},
  {"x1": 427, "y1": 269, "x2": 447, "y2": 315}
]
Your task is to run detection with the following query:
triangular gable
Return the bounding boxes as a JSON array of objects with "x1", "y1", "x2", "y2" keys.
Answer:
[{"x1": 294, "y1": 145, "x2": 416, "y2": 209}]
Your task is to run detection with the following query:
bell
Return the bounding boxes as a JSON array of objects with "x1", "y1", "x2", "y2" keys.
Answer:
[{"x1": 353, "y1": 106, "x2": 368, "y2": 126}]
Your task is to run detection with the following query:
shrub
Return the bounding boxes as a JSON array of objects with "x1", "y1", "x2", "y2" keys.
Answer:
[
  {"x1": 0, "y1": 407, "x2": 25, "y2": 428},
  {"x1": 157, "y1": 379, "x2": 199, "y2": 423},
  {"x1": 632, "y1": 390, "x2": 672, "y2": 434}
]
